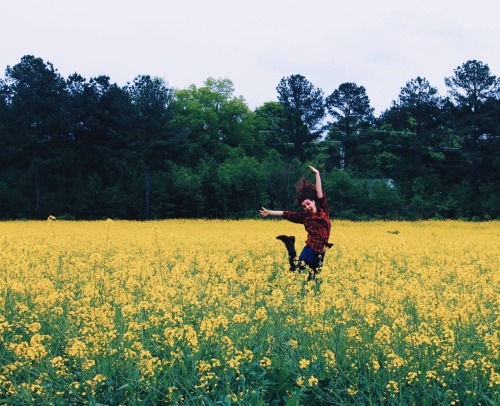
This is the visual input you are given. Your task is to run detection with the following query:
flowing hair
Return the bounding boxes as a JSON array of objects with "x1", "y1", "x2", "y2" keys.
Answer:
[{"x1": 295, "y1": 176, "x2": 317, "y2": 205}]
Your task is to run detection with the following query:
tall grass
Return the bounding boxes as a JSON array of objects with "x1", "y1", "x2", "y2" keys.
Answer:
[{"x1": 0, "y1": 219, "x2": 499, "y2": 405}]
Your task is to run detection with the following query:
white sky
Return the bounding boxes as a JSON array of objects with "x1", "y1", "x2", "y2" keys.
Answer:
[{"x1": 2, "y1": 0, "x2": 499, "y2": 115}]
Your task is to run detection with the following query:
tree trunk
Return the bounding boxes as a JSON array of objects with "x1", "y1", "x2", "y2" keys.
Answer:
[
  {"x1": 33, "y1": 160, "x2": 41, "y2": 218},
  {"x1": 144, "y1": 162, "x2": 151, "y2": 220}
]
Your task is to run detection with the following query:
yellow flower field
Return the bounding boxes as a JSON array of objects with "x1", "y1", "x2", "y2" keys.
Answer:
[{"x1": 0, "y1": 219, "x2": 499, "y2": 405}]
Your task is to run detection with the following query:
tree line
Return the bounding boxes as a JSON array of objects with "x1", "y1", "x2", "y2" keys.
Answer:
[{"x1": 0, "y1": 55, "x2": 499, "y2": 220}]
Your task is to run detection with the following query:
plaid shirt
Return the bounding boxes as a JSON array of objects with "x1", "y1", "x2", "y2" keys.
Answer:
[{"x1": 282, "y1": 194, "x2": 331, "y2": 253}]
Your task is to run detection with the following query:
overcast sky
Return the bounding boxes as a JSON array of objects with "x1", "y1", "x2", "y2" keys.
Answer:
[{"x1": 2, "y1": 0, "x2": 499, "y2": 114}]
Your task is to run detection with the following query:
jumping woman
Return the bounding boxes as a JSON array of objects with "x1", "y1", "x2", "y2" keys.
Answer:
[{"x1": 259, "y1": 166, "x2": 332, "y2": 281}]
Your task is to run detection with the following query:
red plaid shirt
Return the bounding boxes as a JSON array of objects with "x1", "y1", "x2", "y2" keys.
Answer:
[{"x1": 282, "y1": 194, "x2": 331, "y2": 253}]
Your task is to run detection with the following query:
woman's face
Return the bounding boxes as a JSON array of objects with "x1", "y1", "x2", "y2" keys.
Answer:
[{"x1": 301, "y1": 199, "x2": 317, "y2": 214}]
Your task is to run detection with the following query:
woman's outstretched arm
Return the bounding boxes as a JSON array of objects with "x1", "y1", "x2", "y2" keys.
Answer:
[
  {"x1": 259, "y1": 207, "x2": 284, "y2": 217},
  {"x1": 309, "y1": 166, "x2": 323, "y2": 199}
]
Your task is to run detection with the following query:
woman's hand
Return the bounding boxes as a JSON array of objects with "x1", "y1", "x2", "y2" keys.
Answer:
[
  {"x1": 260, "y1": 207, "x2": 284, "y2": 218},
  {"x1": 309, "y1": 166, "x2": 323, "y2": 198},
  {"x1": 309, "y1": 166, "x2": 319, "y2": 174}
]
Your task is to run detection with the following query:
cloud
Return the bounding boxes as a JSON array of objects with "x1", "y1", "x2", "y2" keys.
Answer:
[{"x1": 1, "y1": 0, "x2": 499, "y2": 114}]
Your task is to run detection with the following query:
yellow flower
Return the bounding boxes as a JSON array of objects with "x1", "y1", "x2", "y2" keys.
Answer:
[
  {"x1": 308, "y1": 375, "x2": 319, "y2": 387},
  {"x1": 463, "y1": 359, "x2": 476, "y2": 370},
  {"x1": 228, "y1": 357, "x2": 240, "y2": 370},
  {"x1": 50, "y1": 356, "x2": 65, "y2": 368},
  {"x1": 386, "y1": 380, "x2": 399, "y2": 396},
  {"x1": 324, "y1": 350, "x2": 336, "y2": 367},
  {"x1": 27, "y1": 322, "x2": 42, "y2": 333},
  {"x1": 1, "y1": 219, "x2": 499, "y2": 401},
  {"x1": 260, "y1": 357, "x2": 272, "y2": 368},
  {"x1": 299, "y1": 359, "x2": 310, "y2": 369},
  {"x1": 82, "y1": 359, "x2": 96, "y2": 371},
  {"x1": 196, "y1": 360, "x2": 212, "y2": 373},
  {"x1": 253, "y1": 307, "x2": 268, "y2": 322},
  {"x1": 489, "y1": 371, "x2": 500, "y2": 388}
]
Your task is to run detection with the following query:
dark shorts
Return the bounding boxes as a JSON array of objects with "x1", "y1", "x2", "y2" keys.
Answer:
[{"x1": 299, "y1": 245, "x2": 325, "y2": 269}]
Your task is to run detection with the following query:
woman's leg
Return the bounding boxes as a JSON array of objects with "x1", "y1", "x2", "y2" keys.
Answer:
[
  {"x1": 276, "y1": 235, "x2": 300, "y2": 272},
  {"x1": 299, "y1": 246, "x2": 325, "y2": 281},
  {"x1": 307, "y1": 252, "x2": 324, "y2": 281}
]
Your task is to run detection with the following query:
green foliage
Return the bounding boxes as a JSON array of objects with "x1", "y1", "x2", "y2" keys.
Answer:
[
  {"x1": 0, "y1": 55, "x2": 499, "y2": 220},
  {"x1": 276, "y1": 74, "x2": 325, "y2": 159}
]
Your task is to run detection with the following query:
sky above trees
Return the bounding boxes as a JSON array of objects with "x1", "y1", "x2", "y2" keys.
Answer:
[{"x1": 2, "y1": 0, "x2": 499, "y2": 114}]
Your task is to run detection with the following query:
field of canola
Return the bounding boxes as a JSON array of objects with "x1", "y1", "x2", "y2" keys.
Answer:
[{"x1": 0, "y1": 219, "x2": 499, "y2": 405}]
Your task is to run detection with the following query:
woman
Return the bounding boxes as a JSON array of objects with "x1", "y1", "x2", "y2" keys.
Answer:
[{"x1": 260, "y1": 166, "x2": 332, "y2": 281}]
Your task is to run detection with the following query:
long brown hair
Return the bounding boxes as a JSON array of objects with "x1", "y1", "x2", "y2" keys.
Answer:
[{"x1": 295, "y1": 176, "x2": 317, "y2": 205}]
